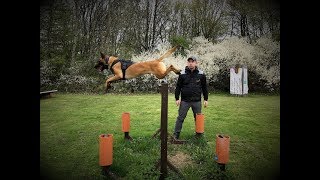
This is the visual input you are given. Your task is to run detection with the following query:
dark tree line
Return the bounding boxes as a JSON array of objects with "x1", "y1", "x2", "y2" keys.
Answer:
[{"x1": 40, "y1": 0, "x2": 280, "y2": 93}]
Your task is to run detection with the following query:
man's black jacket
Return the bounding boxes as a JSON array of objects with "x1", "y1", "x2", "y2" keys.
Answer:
[{"x1": 175, "y1": 66, "x2": 208, "y2": 102}]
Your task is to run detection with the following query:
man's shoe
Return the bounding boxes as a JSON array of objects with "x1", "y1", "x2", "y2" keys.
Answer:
[{"x1": 173, "y1": 132, "x2": 180, "y2": 139}]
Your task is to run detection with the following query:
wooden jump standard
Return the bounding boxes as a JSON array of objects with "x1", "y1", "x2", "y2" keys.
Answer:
[{"x1": 156, "y1": 82, "x2": 184, "y2": 179}]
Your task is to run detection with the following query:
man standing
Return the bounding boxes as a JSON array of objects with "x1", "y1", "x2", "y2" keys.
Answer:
[{"x1": 173, "y1": 56, "x2": 208, "y2": 139}]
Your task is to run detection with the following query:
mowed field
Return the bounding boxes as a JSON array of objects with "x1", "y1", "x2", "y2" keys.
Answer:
[{"x1": 40, "y1": 93, "x2": 280, "y2": 179}]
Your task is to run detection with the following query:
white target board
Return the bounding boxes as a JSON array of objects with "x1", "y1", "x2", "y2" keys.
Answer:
[{"x1": 230, "y1": 66, "x2": 248, "y2": 95}]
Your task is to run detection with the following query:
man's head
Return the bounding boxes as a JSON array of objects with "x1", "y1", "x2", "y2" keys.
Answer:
[{"x1": 187, "y1": 56, "x2": 198, "y2": 71}]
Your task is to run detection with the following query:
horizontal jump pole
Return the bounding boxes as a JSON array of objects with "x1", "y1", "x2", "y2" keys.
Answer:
[
  {"x1": 40, "y1": 90, "x2": 58, "y2": 98},
  {"x1": 40, "y1": 90, "x2": 58, "y2": 94}
]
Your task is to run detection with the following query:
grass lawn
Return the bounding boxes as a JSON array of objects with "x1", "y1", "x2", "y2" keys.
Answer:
[{"x1": 40, "y1": 92, "x2": 280, "y2": 179}]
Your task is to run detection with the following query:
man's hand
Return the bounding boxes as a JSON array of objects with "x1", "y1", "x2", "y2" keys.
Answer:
[
  {"x1": 176, "y1": 100, "x2": 181, "y2": 106},
  {"x1": 204, "y1": 100, "x2": 208, "y2": 108}
]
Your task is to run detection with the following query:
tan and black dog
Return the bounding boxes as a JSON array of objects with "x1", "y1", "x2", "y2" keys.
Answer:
[{"x1": 94, "y1": 46, "x2": 181, "y2": 92}]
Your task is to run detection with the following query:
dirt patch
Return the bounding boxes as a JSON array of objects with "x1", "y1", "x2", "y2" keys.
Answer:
[{"x1": 168, "y1": 151, "x2": 194, "y2": 169}]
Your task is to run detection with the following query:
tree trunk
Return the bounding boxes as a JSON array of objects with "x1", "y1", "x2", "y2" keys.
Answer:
[
  {"x1": 144, "y1": 0, "x2": 150, "y2": 50},
  {"x1": 151, "y1": 0, "x2": 159, "y2": 48}
]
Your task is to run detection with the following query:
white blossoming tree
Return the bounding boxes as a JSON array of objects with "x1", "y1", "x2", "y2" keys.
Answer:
[
  {"x1": 99, "y1": 35, "x2": 280, "y2": 93},
  {"x1": 187, "y1": 36, "x2": 280, "y2": 92}
]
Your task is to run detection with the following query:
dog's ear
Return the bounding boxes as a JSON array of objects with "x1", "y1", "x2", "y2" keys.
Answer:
[{"x1": 100, "y1": 52, "x2": 105, "y2": 59}]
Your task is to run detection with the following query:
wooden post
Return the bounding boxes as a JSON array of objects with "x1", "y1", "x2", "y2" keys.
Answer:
[
  {"x1": 154, "y1": 82, "x2": 184, "y2": 179},
  {"x1": 160, "y1": 82, "x2": 168, "y2": 179}
]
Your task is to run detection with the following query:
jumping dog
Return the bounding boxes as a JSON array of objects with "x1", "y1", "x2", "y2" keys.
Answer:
[{"x1": 94, "y1": 46, "x2": 181, "y2": 92}]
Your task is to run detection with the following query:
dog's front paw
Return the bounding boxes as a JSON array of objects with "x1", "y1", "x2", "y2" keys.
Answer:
[
  {"x1": 104, "y1": 86, "x2": 110, "y2": 93},
  {"x1": 104, "y1": 83, "x2": 112, "y2": 93},
  {"x1": 105, "y1": 82, "x2": 111, "y2": 88}
]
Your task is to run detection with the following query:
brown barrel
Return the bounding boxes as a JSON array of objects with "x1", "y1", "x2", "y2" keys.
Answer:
[
  {"x1": 195, "y1": 113, "x2": 204, "y2": 133},
  {"x1": 215, "y1": 134, "x2": 230, "y2": 164},
  {"x1": 122, "y1": 112, "x2": 130, "y2": 132},
  {"x1": 99, "y1": 134, "x2": 113, "y2": 166}
]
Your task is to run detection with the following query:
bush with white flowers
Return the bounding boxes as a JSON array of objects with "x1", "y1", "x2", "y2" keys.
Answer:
[{"x1": 126, "y1": 36, "x2": 280, "y2": 93}]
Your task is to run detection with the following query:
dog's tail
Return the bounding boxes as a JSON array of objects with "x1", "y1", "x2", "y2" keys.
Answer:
[{"x1": 157, "y1": 45, "x2": 179, "y2": 62}]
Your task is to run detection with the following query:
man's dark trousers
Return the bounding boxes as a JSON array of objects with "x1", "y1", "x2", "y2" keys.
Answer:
[{"x1": 174, "y1": 101, "x2": 201, "y2": 139}]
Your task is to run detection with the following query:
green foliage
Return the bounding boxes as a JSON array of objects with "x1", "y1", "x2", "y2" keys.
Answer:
[
  {"x1": 169, "y1": 35, "x2": 191, "y2": 57},
  {"x1": 169, "y1": 35, "x2": 190, "y2": 49}
]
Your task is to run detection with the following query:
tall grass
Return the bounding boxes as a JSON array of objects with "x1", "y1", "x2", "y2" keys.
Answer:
[{"x1": 40, "y1": 93, "x2": 280, "y2": 179}]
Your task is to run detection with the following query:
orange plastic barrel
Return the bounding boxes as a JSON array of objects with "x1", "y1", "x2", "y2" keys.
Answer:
[
  {"x1": 99, "y1": 134, "x2": 113, "y2": 166},
  {"x1": 122, "y1": 112, "x2": 130, "y2": 132},
  {"x1": 195, "y1": 113, "x2": 204, "y2": 133},
  {"x1": 215, "y1": 134, "x2": 230, "y2": 164}
]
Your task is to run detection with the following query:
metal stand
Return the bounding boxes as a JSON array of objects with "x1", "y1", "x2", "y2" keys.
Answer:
[
  {"x1": 101, "y1": 166, "x2": 118, "y2": 179},
  {"x1": 124, "y1": 132, "x2": 133, "y2": 141},
  {"x1": 218, "y1": 163, "x2": 226, "y2": 171},
  {"x1": 195, "y1": 132, "x2": 203, "y2": 138}
]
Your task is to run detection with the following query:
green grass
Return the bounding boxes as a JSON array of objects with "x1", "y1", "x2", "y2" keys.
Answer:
[{"x1": 40, "y1": 93, "x2": 280, "y2": 180}]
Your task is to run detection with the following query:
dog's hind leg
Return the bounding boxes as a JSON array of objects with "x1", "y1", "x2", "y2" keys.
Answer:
[
  {"x1": 170, "y1": 64, "x2": 181, "y2": 74},
  {"x1": 155, "y1": 65, "x2": 181, "y2": 79}
]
